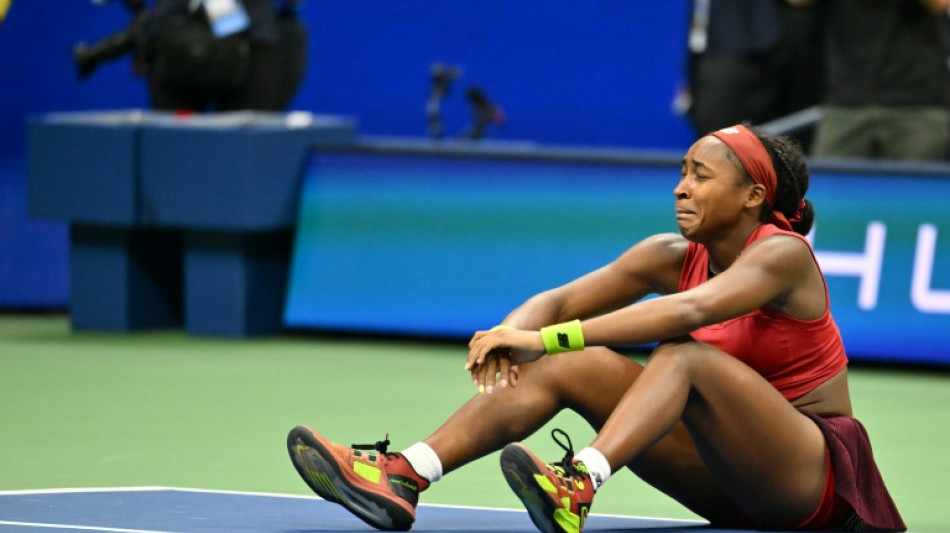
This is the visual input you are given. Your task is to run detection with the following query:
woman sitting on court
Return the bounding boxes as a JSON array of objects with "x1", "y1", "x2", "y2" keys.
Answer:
[{"x1": 287, "y1": 124, "x2": 906, "y2": 532}]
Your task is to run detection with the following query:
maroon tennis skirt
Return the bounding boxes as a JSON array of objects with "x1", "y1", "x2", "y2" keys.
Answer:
[{"x1": 801, "y1": 411, "x2": 906, "y2": 532}]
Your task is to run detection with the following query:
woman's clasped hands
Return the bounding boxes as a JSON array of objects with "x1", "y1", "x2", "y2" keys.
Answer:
[{"x1": 465, "y1": 327, "x2": 546, "y2": 393}]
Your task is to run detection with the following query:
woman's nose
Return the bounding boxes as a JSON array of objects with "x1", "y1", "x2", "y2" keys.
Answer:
[{"x1": 673, "y1": 180, "x2": 688, "y2": 198}]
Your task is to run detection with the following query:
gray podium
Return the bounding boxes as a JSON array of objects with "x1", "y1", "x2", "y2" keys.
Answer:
[{"x1": 28, "y1": 110, "x2": 357, "y2": 337}]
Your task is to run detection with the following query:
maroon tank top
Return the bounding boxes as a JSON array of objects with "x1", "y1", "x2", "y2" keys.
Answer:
[{"x1": 679, "y1": 224, "x2": 848, "y2": 400}]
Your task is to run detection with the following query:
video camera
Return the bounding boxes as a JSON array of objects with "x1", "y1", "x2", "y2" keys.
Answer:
[{"x1": 73, "y1": 0, "x2": 151, "y2": 79}]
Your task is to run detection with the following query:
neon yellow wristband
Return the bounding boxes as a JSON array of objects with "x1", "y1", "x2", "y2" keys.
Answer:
[
  {"x1": 490, "y1": 324, "x2": 514, "y2": 331},
  {"x1": 540, "y1": 319, "x2": 585, "y2": 355}
]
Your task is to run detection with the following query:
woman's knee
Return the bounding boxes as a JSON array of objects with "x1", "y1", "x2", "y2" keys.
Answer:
[
  {"x1": 650, "y1": 336, "x2": 707, "y2": 366},
  {"x1": 520, "y1": 346, "x2": 641, "y2": 405},
  {"x1": 647, "y1": 337, "x2": 736, "y2": 393}
]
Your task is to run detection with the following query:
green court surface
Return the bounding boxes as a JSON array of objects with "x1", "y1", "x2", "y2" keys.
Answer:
[{"x1": 1, "y1": 313, "x2": 948, "y2": 532}]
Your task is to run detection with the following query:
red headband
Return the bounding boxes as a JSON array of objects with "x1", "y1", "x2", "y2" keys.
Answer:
[{"x1": 710, "y1": 125, "x2": 791, "y2": 231}]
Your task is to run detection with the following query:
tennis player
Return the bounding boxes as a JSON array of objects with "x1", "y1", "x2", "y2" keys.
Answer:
[{"x1": 287, "y1": 124, "x2": 905, "y2": 532}]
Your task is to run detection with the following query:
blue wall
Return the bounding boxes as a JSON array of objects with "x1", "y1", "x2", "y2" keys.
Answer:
[{"x1": 0, "y1": 1, "x2": 694, "y2": 307}]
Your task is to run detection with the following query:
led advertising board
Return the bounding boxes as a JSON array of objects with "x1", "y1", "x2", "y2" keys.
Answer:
[{"x1": 285, "y1": 143, "x2": 950, "y2": 365}]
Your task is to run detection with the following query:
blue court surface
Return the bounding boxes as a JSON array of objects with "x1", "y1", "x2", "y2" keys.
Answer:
[{"x1": 0, "y1": 487, "x2": 776, "y2": 533}]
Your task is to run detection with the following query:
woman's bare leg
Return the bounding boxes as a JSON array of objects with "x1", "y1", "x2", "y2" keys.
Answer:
[
  {"x1": 589, "y1": 338, "x2": 828, "y2": 528},
  {"x1": 422, "y1": 347, "x2": 742, "y2": 523},
  {"x1": 423, "y1": 347, "x2": 639, "y2": 472}
]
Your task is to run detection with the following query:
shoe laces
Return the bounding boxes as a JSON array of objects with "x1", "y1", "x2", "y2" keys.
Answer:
[
  {"x1": 352, "y1": 434, "x2": 398, "y2": 458},
  {"x1": 550, "y1": 428, "x2": 588, "y2": 478}
]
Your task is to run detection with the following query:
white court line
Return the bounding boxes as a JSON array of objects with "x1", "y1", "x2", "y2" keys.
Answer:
[
  {"x1": 0, "y1": 520, "x2": 182, "y2": 533},
  {"x1": 0, "y1": 488, "x2": 168, "y2": 496},
  {"x1": 0, "y1": 486, "x2": 705, "y2": 525}
]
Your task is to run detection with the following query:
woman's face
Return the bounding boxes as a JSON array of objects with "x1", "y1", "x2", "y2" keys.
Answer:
[{"x1": 674, "y1": 136, "x2": 757, "y2": 240}]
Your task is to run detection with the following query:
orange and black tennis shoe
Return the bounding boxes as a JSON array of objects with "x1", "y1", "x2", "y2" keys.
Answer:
[
  {"x1": 500, "y1": 429, "x2": 596, "y2": 533},
  {"x1": 287, "y1": 426, "x2": 429, "y2": 531}
]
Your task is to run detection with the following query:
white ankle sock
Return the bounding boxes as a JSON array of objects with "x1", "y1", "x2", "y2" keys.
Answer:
[
  {"x1": 400, "y1": 442, "x2": 443, "y2": 483},
  {"x1": 575, "y1": 447, "x2": 611, "y2": 491}
]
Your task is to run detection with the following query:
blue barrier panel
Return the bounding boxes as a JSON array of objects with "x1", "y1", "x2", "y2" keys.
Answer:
[
  {"x1": 28, "y1": 113, "x2": 141, "y2": 225},
  {"x1": 285, "y1": 140, "x2": 950, "y2": 365},
  {"x1": 29, "y1": 110, "x2": 357, "y2": 336},
  {"x1": 140, "y1": 114, "x2": 356, "y2": 230}
]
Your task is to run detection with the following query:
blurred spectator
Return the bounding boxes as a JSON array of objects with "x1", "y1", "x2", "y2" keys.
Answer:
[
  {"x1": 147, "y1": 0, "x2": 306, "y2": 112},
  {"x1": 682, "y1": 0, "x2": 825, "y2": 150},
  {"x1": 792, "y1": 0, "x2": 950, "y2": 161}
]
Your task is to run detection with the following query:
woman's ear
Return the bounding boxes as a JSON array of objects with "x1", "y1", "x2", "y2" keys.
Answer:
[{"x1": 745, "y1": 183, "x2": 768, "y2": 210}]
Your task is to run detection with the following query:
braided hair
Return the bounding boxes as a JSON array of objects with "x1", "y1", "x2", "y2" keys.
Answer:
[{"x1": 724, "y1": 125, "x2": 815, "y2": 236}]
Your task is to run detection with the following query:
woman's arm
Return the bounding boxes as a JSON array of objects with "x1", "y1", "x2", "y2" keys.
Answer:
[
  {"x1": 468, "y1": 234, "x2": 816, "y2": 370},
  {"x1": 581, "y1": 234, "x2": 816, "y2": 346},
  {"x1": 463, "y1": 233, "x2": 687, "y2": 388},
  {"x1": 495, "y1": 232, "x2": 688, "y2": 331},
  {"x1": 918, "y1": 0, "x2": 950, "y2": 14}
]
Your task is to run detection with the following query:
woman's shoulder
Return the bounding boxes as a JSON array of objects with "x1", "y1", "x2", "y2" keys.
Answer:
[
  {"x1": 746, "y1": 226, "x2": 812, "y2": 254},
  {"x1": 637, "y1": 232, "x2": 690, "y2": 258},
  {"x1": 619, "y1": 233, "x2": 689, "y2": 278},
  {"x1": 642, "y1": 232, "x2": 689, "y2": 247},
  {"x1": 742, "y1": 227, "x2": 818, "y2": 279},
  {"x1": 749, "y1": 223, "x2": 808, "y2": 244}
]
